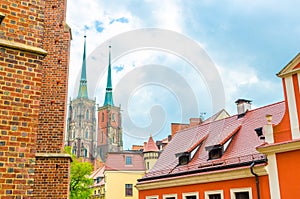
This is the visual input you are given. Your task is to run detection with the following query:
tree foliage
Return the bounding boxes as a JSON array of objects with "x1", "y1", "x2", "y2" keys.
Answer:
[{"x1": 65, "y1": 146, "x2": 94, "y2": 199}]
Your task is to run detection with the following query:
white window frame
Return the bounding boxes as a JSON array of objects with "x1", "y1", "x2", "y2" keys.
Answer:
[
  {"x1": 205, "y1": 190, "x2": 224, "y2": 199},
  {"x1": 182, "y1": 192, "x2": 199, "y2": 199},
  {"x1": 230, "y1": 187, "x2": 252, "y2": 199},
  {"x1": 163, "y1": 194, "x2": 178, "y2": 199},
  {"x1": 146, "y1": 195, "x2": 159, "y2": 199}
]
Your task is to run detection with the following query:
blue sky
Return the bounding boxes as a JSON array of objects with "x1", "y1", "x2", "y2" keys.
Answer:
[{"x1": 66, "y1": 0, "x2": 300, "y2": 149}]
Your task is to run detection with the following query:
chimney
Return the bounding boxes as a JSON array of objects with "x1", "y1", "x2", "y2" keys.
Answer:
[
  {"x1": 189, "y1": 118, "x2": 202, "y2": 127},
  {"x1": 235, "y1": 99, "x2": 252, "y2": 116}
]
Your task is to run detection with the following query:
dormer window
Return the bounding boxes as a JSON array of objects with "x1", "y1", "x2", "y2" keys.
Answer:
[
  {"x1": 206, "y1": 145, "x2": 223, "y2": 160},
  {"x1": 209, "y1": 147, "x2": 223, "y2": 160},
  {"x1": 176, "y1": 152, "x2": 190, "y2": 165}
]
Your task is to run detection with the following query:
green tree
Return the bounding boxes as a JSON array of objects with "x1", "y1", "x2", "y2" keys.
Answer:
[{"x1": 65, "y1": 146, "x2": 94, "y2": 199}]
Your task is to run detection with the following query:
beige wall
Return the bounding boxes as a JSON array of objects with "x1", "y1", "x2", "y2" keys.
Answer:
[{"x1": 105, "y1": 171, "x2": 145, "y2": 199}]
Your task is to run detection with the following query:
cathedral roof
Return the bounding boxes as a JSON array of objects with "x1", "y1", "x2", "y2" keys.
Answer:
[
  {"x1": 103, "y1": 46, "x2": 114, "y2": 106},
  {"x1": 77, "y1": 35, "x2": 89, "y2": 99}
]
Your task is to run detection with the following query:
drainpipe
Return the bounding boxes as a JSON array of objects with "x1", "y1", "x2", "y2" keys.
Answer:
[{"x1": 250, "y1": 162, "x2": 261, "y2": 199}]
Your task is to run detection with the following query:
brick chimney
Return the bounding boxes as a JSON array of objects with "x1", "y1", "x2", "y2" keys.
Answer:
[{"x1": 235, "y1": 99, "x2": 252, "y2": 116}]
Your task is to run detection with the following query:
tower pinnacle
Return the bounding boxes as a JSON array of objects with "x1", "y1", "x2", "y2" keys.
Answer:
[
  {"x1": 77, "y1": 35, "x2": 88, "y2": 98},
  {"x1": 103, "y1": 46, "x2": 114, "y2": 106}
]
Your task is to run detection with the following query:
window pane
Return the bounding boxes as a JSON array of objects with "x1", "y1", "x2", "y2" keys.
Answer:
[
  {"x1": 166, "y1": 197, "x2": 175, "y2": 199},
  {"x1": 126, "y1": 156, "x2": 132, "y2": 165},
  {"x1": 209, "y1": 194, "x2": 221, "y2": 199},
  {"x1": 235, "y1": 192, "x2": 249, "y2": 199},
  {"x1": 186, "y1": 196, "x2": 196, "y2": 199},
  {"x1": 125, "y1": 184, "x2": 133, "y2": 196}
]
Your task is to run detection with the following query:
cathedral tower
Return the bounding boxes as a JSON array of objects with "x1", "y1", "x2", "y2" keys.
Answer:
[
  {"x1": 98, "y1": 46, "x2": 123, "y2": 161},
  {"x1": 66, "y1": 36, "x2": 97, "y2": 162}
]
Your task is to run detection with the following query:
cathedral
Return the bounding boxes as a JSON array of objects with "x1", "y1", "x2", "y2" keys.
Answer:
[{"x1": 66, "y1": 38, "x2": 122, "y2": 162}]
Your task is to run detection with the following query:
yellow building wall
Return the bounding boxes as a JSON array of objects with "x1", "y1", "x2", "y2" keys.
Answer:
[{"x1": 105, "y1": 171, "x2": 145, "y2": 199}]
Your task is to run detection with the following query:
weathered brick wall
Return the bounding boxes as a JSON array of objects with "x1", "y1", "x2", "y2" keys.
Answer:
[
  {"x1": 34, "y1": 0, "x2": 71, "y2": 198},
  {"x1": 0, "y1": 0, "x2": 46, "y2": 198},
  {"x1": 34, "y1": 156, "x2": 70, "y2": 198},
  {"x1": 0, "y1": 0, "x2": 71, "y2": 198},
  {"x1": 37, "y1": 0, "x2": 70, "y2": 153}
]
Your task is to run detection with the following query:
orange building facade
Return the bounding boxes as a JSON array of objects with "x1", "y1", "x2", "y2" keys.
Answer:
[{"x1": 137, "y1": 53, "x2": 300, "y2": 199}]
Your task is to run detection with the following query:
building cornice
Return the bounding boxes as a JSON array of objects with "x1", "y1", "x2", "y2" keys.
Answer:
[
  {"x1": 257, "y1": 139, "x2": 300, "y2": 154},
  {"x1": 136, "y1": 165, "x2": 267, "y2": 190}
]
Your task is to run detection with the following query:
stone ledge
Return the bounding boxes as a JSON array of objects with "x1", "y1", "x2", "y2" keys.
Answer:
[
  {"x1": 36, "y1": 153, "x2": 72, "y2": 161},
  {"x1": 0, "y1": 38, "x2": 47, "y2": 56}
]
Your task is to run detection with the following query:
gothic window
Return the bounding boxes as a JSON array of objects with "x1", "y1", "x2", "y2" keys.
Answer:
[
  {"x1": 86, "y1": 109, "x2": 89, "y2": 120},
  {"x1": 85, "y1": 130, "x2": 89, "y2": 139},
  {"x1": 84, "y1": 148, "x2": 88, "y2": 158},
  {"x1": 112, "y1": 113, "x2": 114, "y2": 121},
  {"x1": 73, "y1": 110, "x2": 76, "y2": 120},
  {"x1": 73, "y1": 130, "x2": 75, "y2": 139}
]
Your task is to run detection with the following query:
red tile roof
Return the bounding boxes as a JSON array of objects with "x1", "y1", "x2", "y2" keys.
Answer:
[
  {"x1": 105, "y1": 151, "x2": 145, "y2": 171},
  {"x1": 140, "y1": 101, "x2": 285, "y2": 180},
  {"x1": 144, "y1": 136, "x2": 159, "y2": 152}
]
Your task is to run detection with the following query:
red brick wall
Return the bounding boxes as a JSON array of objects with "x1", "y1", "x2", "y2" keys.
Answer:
[
  {"x1": 0, "y1": 0, "x2": 71, "y2": 198},
  {"x1": 37, "y1": 0, "x2": 70, "y2": 153},
  {"x1": 34, "y1": 0, "x2": 71, "y2": 198},
  {"x1": 0, "y1": 0, "x2": 46, "y2": 198}
]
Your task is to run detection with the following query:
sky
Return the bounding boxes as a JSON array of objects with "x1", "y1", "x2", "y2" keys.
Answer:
[{"x1": 66, "y1": 0, "x2": 300, "y2": 149}]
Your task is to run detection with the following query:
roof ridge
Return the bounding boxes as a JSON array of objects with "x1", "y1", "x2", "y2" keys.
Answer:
[{"x1": 175, "y1": 101, "x2": 284, "y2": 136}]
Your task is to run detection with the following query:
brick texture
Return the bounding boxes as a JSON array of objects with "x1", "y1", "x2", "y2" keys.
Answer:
[{"x1": 0, "y1": 0, "x2": 71, "y2": 198}]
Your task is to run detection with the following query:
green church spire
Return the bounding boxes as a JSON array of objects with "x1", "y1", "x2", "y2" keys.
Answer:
[
  {"x1": 77, "y1": 35, "x2": 88, "y2": 98},
  {"x1": 103, "y1": 46, "x2": 114, "y2": 106}
]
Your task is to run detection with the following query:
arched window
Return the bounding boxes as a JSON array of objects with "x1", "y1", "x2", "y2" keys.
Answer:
[
  {"x1": 112, "y1": 113, "x2": 115, "y2": 121},
  {"x1": 102, "y1": 112, "x2": 104, "y2": 122},
  {"x1": 86, "y1": 110, "x2": 89, "y2": 120},
  {"x1": 73, "y1": 110, "x2": 76, "y2": 120},
  {"x1": 85, "y1": 130, "x2": 89, "y2": 139},
  {"x1": 84, "y1": 148, "x2": 88, "y2": 158}
]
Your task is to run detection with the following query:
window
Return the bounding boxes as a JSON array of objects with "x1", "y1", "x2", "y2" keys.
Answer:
[
  {"x1": 230, "y1": 188, "x2": 252, "y2": 199},
  {"x1": 205, "y1": 190, "x2": 224, "y2": 199},
  {"x1": 86, "y1": 110, "x2": 89, "y2": 120},
  {"x1": 96, "y1": 177, "x2": 102, "y2": 183},
  {"x1": 146, "y1": 196, "x2": 158, "y2": 199},
  {"x1": 84, "y1": 148, "x2": 88, "y2": 158},
  {"x1": 85, "y1": 130, "x2": 89, "y2": 139},
  {"x1": 176, "y1": 152, "x2": 189, "y2": 165},
  {"x1": 208, "y1": 147, "x2": 223, "y2": 160},
  {"x1": 102, "y1": 112, "x2": 104, "y2": 122},
  {"x1": 163, "y1": 194, "x2": 177, "y2": 199},
  {"x1": 112, "y1": 113, "x2": 115, "y2": 121},
  {"x1": 125, "y1": 156, "x2": 132, "y2": 165},
  {"x1": 125, "y1": 184, "x2": 133, "y2": 196},
  {"x1": 73, "y1": 110, "x2": 76, "y2": 120},
  {"x1": 182, "y1": 192, "x2": 199, "y2": 199}
]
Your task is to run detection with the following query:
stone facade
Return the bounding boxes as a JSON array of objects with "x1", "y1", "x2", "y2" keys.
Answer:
[
  {"x1": 0, "y1": 0, "x2": 71, "y2": 198},
  {"x1": 67, "y1": 97, "x2": 97, "y2": 161}
]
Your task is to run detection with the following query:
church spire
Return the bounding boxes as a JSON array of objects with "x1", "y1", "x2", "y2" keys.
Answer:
[
  {"x1": 103, "y1": 46, "x2": 114, "y2": 106},
  {"x1": 77, "y1": 35, "x2": 88, "y2": 98}
]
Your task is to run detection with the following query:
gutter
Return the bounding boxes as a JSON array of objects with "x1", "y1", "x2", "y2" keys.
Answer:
[
  {"x1": 138, "y1": 158, "x2": 267, "y2": 182},
  {"x1": 250, "y1": 162, "x2": 261, "y2": 199}
]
